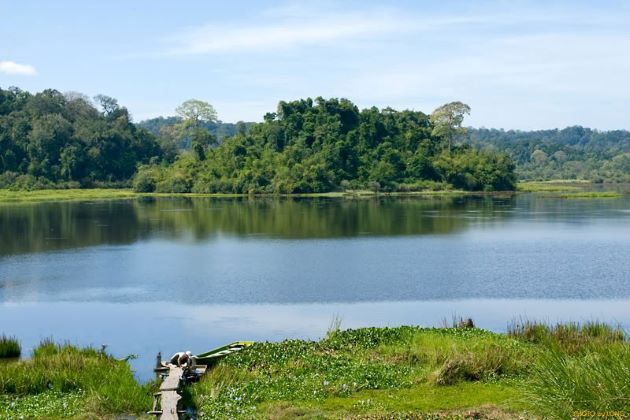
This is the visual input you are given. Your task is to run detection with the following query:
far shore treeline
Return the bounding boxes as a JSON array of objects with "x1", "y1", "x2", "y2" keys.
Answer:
[
  {"x1": 0, "y1": 87, "x2": 162, "y2": 190},
  {"x1": 1, "y1": 86, "x2": 629, "y2": 194},
  {"x1": 0, "y1": 86, "x2": 515, "y2": 193}
]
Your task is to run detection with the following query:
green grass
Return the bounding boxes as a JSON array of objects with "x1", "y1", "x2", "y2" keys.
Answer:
[
  {"x1": 525, "y1": 347, "x2": 630, "y2": 418},
  {"x1": 0, "y1": 335, "x2": 20, "y2": 359},
  {"x1": 259, "y1": 382, "x2": 525, "y2": 419},
  {"x1": 517, "y1": 181, "x2": 584, "y2": 192},
  {"x1": 516, "y1": 181, "x2": 623, "y2": 199},
  {"x1": 0, "y1": 339, "x2": 153, "y2": 417},
  {"x1": 508, "y1": 320, "x2": 626, "y2": 354}
]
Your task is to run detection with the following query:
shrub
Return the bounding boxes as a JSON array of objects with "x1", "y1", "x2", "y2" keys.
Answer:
[{"x1": 132, "y1": 171, "x2": 156, "y2": 192}]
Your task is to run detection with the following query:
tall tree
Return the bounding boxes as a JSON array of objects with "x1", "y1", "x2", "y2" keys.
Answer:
[
  {"x1": 174, "y1": 99, "x2": 218, "y2": 158},
  {"x1": 430, "y1": 102, "x2": 471, "y2": 153},
  {"x1": 175, "y1": 99, "x2": 218, "y2": 128}
]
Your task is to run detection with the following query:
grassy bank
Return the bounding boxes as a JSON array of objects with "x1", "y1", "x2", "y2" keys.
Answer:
[
  {"x1": 0, "y1": 188, "x2": 138, "y2": 203},
  {"x1": 518, "y1": 181, "x2": 623, "y2": 199},
  {"x1": 0, "y1": 340, "x2": 153, "y2": 419},
  {"x1": 190, "y1": 321, "x2": 629, "y2": 419},
  {"x1": 1, "y1": 322, "x2": 627, "y2": 418},
  {"x1": 517, "y1": 180, "x2": 587, "y2": 192}
]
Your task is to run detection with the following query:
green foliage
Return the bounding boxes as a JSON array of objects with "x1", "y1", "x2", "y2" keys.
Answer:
[
  {"x1": 430, "y1": 101, "x2": 471, "y2": 152},
  {"x1": 135, "y1": 98, "x2": 516, "y2": 193},
  {"x1": 0, "y1": 335, "x2": 20, "y2": 358},
  {"x1": 132, "y1": 170, "x2": 156, "y2": 192},
  {"x1": 0, "y1": 87, "x2": 163, "y2": 188},
  {"x1": 176, "y1": 99, "x2": 218, "y2": 125},
  {"x1": 465, "y1": 126, "x2": 630, "y2": 182},
  {"x1": 0, "y1": 340, "x2": 152, "y2": 416}
]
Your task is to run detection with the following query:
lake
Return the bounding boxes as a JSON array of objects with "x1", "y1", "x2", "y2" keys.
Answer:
[{"x1": 1, "y1": 194, "x2": 629, "y2": 380}]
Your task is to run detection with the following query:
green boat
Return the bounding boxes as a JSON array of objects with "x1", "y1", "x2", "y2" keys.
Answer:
[{"x1": 193, "y1": 341, "x2": 254, "y2": 366}]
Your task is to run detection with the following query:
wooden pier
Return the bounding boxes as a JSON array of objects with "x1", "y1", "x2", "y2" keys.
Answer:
[
  {"x1": 148, "y1": 343, "x2": 253, "y2": 418},
  {"x1": 148, "y1": 363, "x2": 182, "y2": 419}
]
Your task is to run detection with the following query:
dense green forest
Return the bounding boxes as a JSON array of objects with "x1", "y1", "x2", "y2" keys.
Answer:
[
  {"x1": 134, "y1": 97, "x2": 516, "y2": 193},
  {"x1": 465, "y1": 127, "x2": 630, "y2": 182},
  {"x1": 0, "y1": 87, "x2": 162, "y2": 189},
  {"x1": 2, "y1": 86, "x2": 628, "y2": 193}
]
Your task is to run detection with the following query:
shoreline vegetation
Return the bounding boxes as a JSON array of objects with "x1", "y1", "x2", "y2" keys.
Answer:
[
  {"x1": 1, "y1": 321, "x2": 628, "y2": 419},
  {"x1": 1, "y1": 87, "x2": 629, "y2": 198},
  {"x1": 0, "y1": 180, "x2": 625, "y2": 203},
  {"x1": 0, "y1": 89, "x2": 516, "y2": 195}
]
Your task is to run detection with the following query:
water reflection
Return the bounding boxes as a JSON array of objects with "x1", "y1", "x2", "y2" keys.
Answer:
[
  {"x1": 0, "y1": 196, "x2": 518, "y2": 255},
  {"x1": 4, "y1": 194, "x2": 630, "y2": 256}
]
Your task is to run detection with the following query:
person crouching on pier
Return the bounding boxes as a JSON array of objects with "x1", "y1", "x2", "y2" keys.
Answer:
[{"x1": 169, "y1": 350, "x2": 193, "y2": 367}]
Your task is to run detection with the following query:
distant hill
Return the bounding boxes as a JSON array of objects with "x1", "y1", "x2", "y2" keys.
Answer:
[
  {"x1": 137, "y1": 116, "x2": 254, "y2": 148},
  {"x1": 464, "y1": 126, "x2": 630, "y2": 182}
]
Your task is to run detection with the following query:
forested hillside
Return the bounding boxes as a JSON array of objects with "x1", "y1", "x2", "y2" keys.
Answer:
[
  {"x1": 0, "y1": 87, "x2": 163, "y2": 189},
  {"x1": 134, "y1": 97, "x2": 516, "y2": 193},
  {"x1": 465, "y1": 127, "x2": 630, "y2": 182}
]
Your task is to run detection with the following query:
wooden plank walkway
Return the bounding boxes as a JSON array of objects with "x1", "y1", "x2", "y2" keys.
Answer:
[
  {"x1": 149, "y1": 364, "x2": 208, "y2": 419},
  {"x1": 160, "y1": 366, "x2": 183, "y2": 391},
  {"x1": 148, "y1": 365, "x2": 183, "y2": 419},
  {"x1": 159, "y1": 366, "x2": 183, "y2": 420}
]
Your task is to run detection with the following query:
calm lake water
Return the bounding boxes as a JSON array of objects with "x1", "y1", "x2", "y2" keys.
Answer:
[{"x1": 1, "y1": 194, "x2": 630, "y2": 380}]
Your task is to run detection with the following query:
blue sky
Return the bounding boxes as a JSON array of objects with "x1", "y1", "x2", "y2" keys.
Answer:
[{"x1": 1, "y1": 0, "x2": 629, "y2": 129}]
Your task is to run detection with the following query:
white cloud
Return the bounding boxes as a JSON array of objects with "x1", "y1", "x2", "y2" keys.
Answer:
[
  {"x1": 164, "y1": 9, "x2": 412, "y2": 55},
  {"x1": 0, "y1": 60, "x2": 37, "y2": 76}
]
